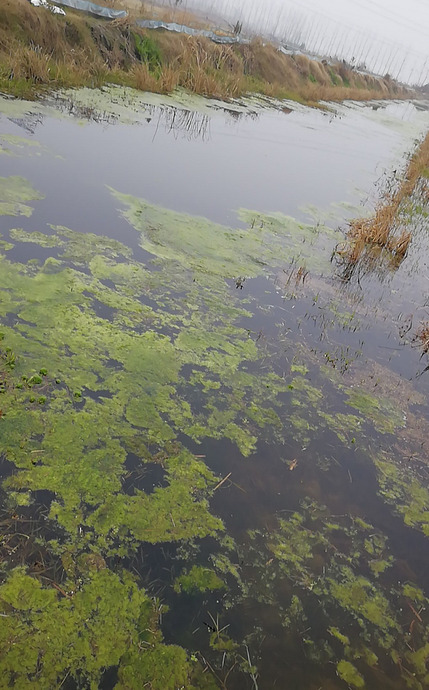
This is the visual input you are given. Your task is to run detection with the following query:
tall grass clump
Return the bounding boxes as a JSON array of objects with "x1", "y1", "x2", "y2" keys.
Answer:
[{"x1": 335, "y1": 131, "x2": 429, "y2": 272}]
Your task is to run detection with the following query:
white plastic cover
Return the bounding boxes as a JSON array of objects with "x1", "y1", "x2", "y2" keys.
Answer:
[{"x1": 30, "y1": 0, "x2": 66, "y2": 15}]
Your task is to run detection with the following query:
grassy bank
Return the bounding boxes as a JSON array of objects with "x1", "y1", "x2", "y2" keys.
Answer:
[{"x1": 0, "y1": 0, "x2": 412, "y2": 103}]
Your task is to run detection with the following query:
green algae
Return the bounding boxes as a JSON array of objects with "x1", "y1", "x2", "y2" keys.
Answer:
[
  {"x1": 323, "y1": 358, "x2": 427, "y2": 451},
  {"x1": 0, "y1": 566, "x2": 173, "y2": 688},
  {"x1": 0, "y1": 134, "x2": 44, "y2": 159},
  {"x1": 1, "y1": 134, "x2": 41, "y2": 149},
  {"x1": 0, "y1": 219, "x2": 288, "y2": 456},
  {"x1": 210, "y1": 553, "x2": 243, "y2": 587},
  {"x1": 0, "y1": 146, "x2": 13, "y2": 156},
  {"x1": 0, "y1": 262, "x2": 224, "y2": 550},
  {"x1": 288, "y1": 375, "x2": 323, "y2": 404},
  {"x1": 279, "y1": 368, "x2": 363, "y2": 446},
  {"x1": 9, "y1": 228, "x2": 60, "y2": 247},
  {"x1": 86, "y1": 453, "x2": 224, "y2": 549},
  {"x1": 345, "y1": 390, "x2": 405, "y2": 434},
  {"x1": 319, "y1": 411, "x2": 362, "y2": 445},
  {"x1": 2, "y1": 135, "x2": 429, "y2": 689},
  {"x1": 173, "y1": 565, "x2": 225, "y2": 594},
  {"x1": 240, "y1": 498, "x2": 429, "y2": 688},
  {"x1": 267, "y1": 511, "x2": 326, "y2": 582},
  {"x1": 403, "y1": 583, "x2": 426, "y2": 603},
  {"x1": 111, "y1": 189, "x2": 271, "y2": 280},
  {"x1": 111, "y1": 188, "x2": 341, "y2": 281},
  {"x1": 329, "y1": 627, "x2": 350, "y2": 646},
  {"x1": 54, "y1": 84, "x2": 263, "y2": 128},
  {"x1": 374, "y1": 453, "x2": 429, "y2": 536},
  {"x1": 0, "y1": 565, "x2": 217, "y2": 690},
  {"x1": 237, "y1": 207, "x2": 342, "y2": 274},
  {"x1": 116, "y1": 645, "x2": 191, "y2": 690},
  {"x1": 0, "y1": 176, "x2": 44, "y2": 217},
  {"x1": 336, "y1": 660, "x2": 365, "y2": 688},
  {"x1": 290, "y1": 363, "x2": 309, "y2": 375},
  {"x1": 0, "y1": 204, "x2": 295, "y2": 556},
  {"x1": 321, "y1": 564, "x2": 397, "y2": 635},
  {"x1": 0, "y1": 238, "x2": 14, "y2": 251}
]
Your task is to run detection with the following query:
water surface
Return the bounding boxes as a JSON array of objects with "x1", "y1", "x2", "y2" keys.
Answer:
[{"x1": 1, "y1": 89, "x2": 429, "y2": 690}]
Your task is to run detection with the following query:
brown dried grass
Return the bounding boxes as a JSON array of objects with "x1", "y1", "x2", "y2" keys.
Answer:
[
  {"x1": 339, "y1": 131, "x2": 429, "y2": 266},
  {"x1": 0, "y1": 0, "x2": 413, "y2": 103},
  {"x1": 414, "y1": 322, "x2": 429, "y2": 354}
]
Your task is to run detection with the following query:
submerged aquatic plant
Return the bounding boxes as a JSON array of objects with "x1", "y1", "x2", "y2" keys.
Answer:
[
  {"x1": 173, "y1": 565, "x2": 225, "y2": 594},
  {"x1": 242, "y1": 498, "x2": 429, "y2": 689},
  {"x1": 1, "y1": 159, "x2": 429, "y2": 690}
]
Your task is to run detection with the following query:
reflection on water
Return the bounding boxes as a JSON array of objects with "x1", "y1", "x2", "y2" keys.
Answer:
[
  {"x1": 151, "y1": 105, "x2": 211, "y2": 141},
  {"x1": 50, "y1": 92, "x2": 214, "y2": 141},
  {"x1": 0, "y1": 90, "x2": 429, "y2": 689}
]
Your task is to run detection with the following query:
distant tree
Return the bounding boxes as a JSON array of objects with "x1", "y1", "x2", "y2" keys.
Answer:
[{"x1": 233, "y1": 20, "x2": 242, "y2": 36}]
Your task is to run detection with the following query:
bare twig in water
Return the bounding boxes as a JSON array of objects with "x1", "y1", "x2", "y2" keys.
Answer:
[{"x1": 213, "y1": 473, "x2": 232, "y2": 492}]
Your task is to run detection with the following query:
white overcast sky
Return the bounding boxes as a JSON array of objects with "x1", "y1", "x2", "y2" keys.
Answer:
[
  {"x1": 275, "y1": 0, "x2": 429, "y2": 55},
  {"x1": 189, "y1": 0, "x2": 429, "y2": 83}
]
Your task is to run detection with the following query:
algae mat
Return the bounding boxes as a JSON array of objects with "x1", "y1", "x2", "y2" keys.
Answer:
[{"x1": 0, "y1": 91, "x2": 429, "y2": 689}]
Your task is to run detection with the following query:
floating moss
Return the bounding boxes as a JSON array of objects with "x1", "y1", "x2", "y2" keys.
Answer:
[
  {"x1": 9, "y1": 228, "x2": 59, "y2": 247},
  {"x1": 374, "y1": 453, "x2": 429, "y2": 536},
  {"x1": 0, "y1": 567, "x2": 180, "y2": 688},
  {"x1": 0, "y1": 176, "x2": 44, "y2": 217},
  {"x1": 1, "y1": 134, "x2": 42, "y2": 150},
  {"x1": 1, "y1": 138, "x2": 429, "y2": 690},
  {"x1": 322, "y1": 565, "x2": 398, "y2": 634},
  {"x1": 267, "y1": 512, "x2": 327, "y2": 581},
  {"x1": 111, "y1": 188, "x2": 341, "y2": 281},
  {"x1": 345, "y1": 389, "x2": 405, "y2": 434},
  {"x1": 329, "y1": 627, "x2": 350, "y2": 646},
  {"x1": 241, "y1": 498, "x2": 429, "y2": 688},
  {"x1": 337, "y1": 660, "x2": 365, "y2": 688},
  {"x1": 117, "y1": 645, "x2": 191, "y2": 690},
  {"x1": 320, "y1": 410, "x2": 362, "y2": 445},
  {"x1": 173, "y1": 565, "x2": 225, "y2": 594}
]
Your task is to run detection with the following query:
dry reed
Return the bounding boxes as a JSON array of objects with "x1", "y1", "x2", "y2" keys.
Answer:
[
  {"x1": 0, "y1": 0, "x2": 413, "y2": 103},
  {"x1": 414, "y1": 323, "x2": 429, "y2": 354},
  {"x1": 338, "y1": 131, "x2": 429, "y2": 267}
]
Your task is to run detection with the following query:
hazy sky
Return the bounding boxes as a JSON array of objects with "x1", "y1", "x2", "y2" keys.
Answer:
[
  {"x1": 276, "y1": 0, "x2": 429, "y2": 57},
  {"x1": 193, "y1": 0, "x2": 429, "y2": 83},
  {"x1": 283, "y1": 0, "x2": 428, "y2": 81}
]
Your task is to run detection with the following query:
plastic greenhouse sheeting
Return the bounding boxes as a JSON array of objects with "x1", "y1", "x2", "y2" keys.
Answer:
[
  {"x1": 136, "y1": 19, "x2": 248, "y2": 45},
  {"x1": 52, "y1": 0, "x2": 127, "y2": 19},
  {"x1": 30, "y1": 0, "x2": 247, "y2": 43},
  {"x1": 30, "y1": 0, "x2": 66, "y2": 14}
]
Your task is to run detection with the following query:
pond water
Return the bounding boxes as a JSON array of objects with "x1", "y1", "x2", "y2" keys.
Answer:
[{"x1": 1, "y1": 87, "x2": 429, "y2": 690}]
